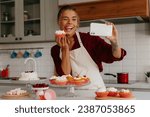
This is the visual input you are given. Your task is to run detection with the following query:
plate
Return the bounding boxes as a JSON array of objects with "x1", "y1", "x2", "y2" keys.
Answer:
[
  {"x1": 1, "y1": 92, "x2": 30, "y2": 99},
  {"x1": 95, "y1": 96, "x2": 136, "y2": 100},
  {"x1": 49, "y1": 80, "x2": 90, "y2": 88},
  {"x1": 32, "y1": 87, "x2": 49, "y2": 90}
]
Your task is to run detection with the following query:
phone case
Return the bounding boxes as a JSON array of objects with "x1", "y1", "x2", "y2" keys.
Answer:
[{"x1": 90, "y1": 23, "x2": 112, "y2": 36}]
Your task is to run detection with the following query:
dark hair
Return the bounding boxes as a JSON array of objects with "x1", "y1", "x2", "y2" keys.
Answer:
[{"x1": 57, "y1": 5, "x2": 77, "y2": 21}]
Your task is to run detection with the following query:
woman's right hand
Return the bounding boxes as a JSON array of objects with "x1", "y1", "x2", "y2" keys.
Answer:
[{"x1": 55, "y1": 36, "x2": 69, "y2": 50}]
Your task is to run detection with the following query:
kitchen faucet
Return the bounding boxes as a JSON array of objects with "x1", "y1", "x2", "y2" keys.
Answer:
[{"x1": 24, "y1": 57, "x2": 37, "y2": 72}]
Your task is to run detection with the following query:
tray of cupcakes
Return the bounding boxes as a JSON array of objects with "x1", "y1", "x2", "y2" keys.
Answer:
[
  {"x1": 49, "y1": 74, "x2": 90, "y2": 87},
  {"x1": 95, "y1": 87, "x2": 135, "y2": 100}
]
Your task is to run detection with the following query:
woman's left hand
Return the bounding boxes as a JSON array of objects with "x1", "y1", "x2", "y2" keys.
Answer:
[{"x1": 105, "y1": 22, "x2": 118, "y2": 44}]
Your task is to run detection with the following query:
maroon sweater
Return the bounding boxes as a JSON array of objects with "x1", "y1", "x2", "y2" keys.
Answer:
[{"x1": 51, "y1": 32, "x2": 126, "y2": 75}]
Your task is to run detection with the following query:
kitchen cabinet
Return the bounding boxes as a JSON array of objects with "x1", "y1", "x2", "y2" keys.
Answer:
[
  {"x1": 58, "y1": 0, "x2": 109, "y2": 6},
  {"x1": 0, "y1": 0, "x2": 57, "y2": 43},
  {"x1": 65, "y1": 0, "x2": 149, "y2": 22}
]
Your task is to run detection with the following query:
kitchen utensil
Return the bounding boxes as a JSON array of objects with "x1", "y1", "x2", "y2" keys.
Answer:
[{"x1": 104, "y1": 73, "x2": 129, "y2": 84}]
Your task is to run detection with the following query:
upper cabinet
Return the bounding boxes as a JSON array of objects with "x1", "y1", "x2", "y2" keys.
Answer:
[
  {"x1": 58, "y1": 0, "x2": 108, "y2": 6},
  {"x1": 61, "y1": 0, "x2": 150, "y2": 23},
  {"x1": 0, "y1": 0, "x2": 57, "y2": 43}
]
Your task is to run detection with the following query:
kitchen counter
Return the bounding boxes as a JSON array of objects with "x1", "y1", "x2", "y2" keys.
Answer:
[
  {"x1": 0, "y1": 79, "x2": 150, "y2": 90},
  {"x1": 105, "y1": 82, "x2": 150, "y2": 91},
  {"x1": 0, "y1": 85, "x2": 150, "y2": 100}
]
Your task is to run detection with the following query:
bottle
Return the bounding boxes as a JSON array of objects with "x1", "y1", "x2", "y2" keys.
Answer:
[{"x1": 3, "y1": 12, "x2": 9, "y2": 21}]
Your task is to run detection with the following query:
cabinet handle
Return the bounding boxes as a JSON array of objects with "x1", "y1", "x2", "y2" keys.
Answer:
[
  {"x1": 19, "y1": 37, "x2": 22, "y2": 40},
  {"x1": 15, "y1": 38, "x2": 18, "y2": 40}
]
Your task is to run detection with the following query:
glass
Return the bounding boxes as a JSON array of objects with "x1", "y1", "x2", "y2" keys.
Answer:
[
  {"x1": 0, "y1": 0, "x2": 15, "y2": 38},
  {"x1": 0, "y1": 0, "x2": 43, "y2": 42},
  {"x1": 23, "y1": 0, "x2": 41, "y2": 36}
]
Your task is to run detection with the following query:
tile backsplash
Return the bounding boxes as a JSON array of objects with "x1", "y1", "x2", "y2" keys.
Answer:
[
  {"x1": 79, "y1": 23, "x2": 150, "y2": 82},
  {"x1": 0, "y1": 23, "x2": 150, "y2": 82},
  {"x1": 0, "y1": 43, "x2": 56, "y2": 78}
]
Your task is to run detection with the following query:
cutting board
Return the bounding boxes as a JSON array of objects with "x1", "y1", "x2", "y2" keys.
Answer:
[
  {"x1": 95, "y1": 96, "x2": 136, "y2": 100},
  {"x1": 1, "y1": 92, "x2": 30, "y2": 99}
]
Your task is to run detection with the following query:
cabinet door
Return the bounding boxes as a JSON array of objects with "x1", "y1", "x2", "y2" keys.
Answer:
[
  {"x1": 0, "y1": 0, "x2": 17, "y2": 42},
  {"x1": 45, "y1": 0, "x2": 58, "y2": 41},
  {"x1": 0, "y1": 0, "x2": 45, "y2": 43},
  {"x1": 21, "y1": 0, "x2": 45, "y2": 42}
]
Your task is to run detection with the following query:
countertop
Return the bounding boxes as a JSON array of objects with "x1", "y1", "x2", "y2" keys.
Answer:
[
  {"x1": 0, "y1": 85, "x2": 150, "y2": 100},
  {"x1": 0, "y1": 78, "x2": 150, "y2": 90}
]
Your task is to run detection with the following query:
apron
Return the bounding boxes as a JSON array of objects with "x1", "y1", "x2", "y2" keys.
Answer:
[{"x1": 69, "y1": 32, "x2": 106, "y2": 90}]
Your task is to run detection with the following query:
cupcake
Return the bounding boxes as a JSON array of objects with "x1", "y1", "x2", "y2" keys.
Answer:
[
  {"x1": 81, "y1": 75, "x2": 90, "y2": 84},
  {"x1": 95, "y1": 87, "x2": 109, "y2": 97},
  {"x1": 119, "y1": 89, "x2": 132, "y2": 98},
  {"x1": 55, "y1": 75, "x2": 68, "y2": 86},
  {"x1": 74, "y1": 76, "x2": 86, "y2": 86},
  {"x1": 66, "y1": 74, "x2": 75, "y2": 85},
  {"x1": 49, "y1": 76, "x2": 57, "y2": 85},
  {"x1": 55, "y1": 30, "x2": 66, "y2": 38},
  {"x1": 107, "y1": 87, "x2": 118, "y2": 97}
]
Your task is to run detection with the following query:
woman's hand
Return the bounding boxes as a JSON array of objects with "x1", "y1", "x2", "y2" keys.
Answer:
[
  {"x1": 55, "y1": 35, "x2": 69, "y2": 50},
  {"x1": 105, "y1": 22, "x2": 121, "y2": 58},
  {"x1": 55, "y1": 35, "x2": 71, "y2": 75},
  {"x1": 105, "y1": 22, "x2": 118, "y2": 44}
]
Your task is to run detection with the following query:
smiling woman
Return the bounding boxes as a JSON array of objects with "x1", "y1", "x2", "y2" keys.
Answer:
[{"x1": 51, "y1": 5, "x2": 126, "y2": 90}]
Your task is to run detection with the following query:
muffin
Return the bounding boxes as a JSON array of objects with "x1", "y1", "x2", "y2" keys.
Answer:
[
  {"x1": 119, "y1": 89, "x2": 132, "y2": 98},
  {"x1": 81, "y1": 75, "x2": 90, "y2": 84},
  {"x1": 55, "y1": 30, "x2": 66, "y2": 38},
  {"x1": 74, "y1": 76, "x2": 86, "y2": 86},
  {"x1": 49, "y1": 76, "x2": 57, "y2": 85},
  {"x1": 95, "y1": 87, "x2": 109, "y2": 97},
  {"x1": 55, "y1": 75, "x2": 68, "y2": 86},
  {"x1": 66, "y1": 74, "x2": 75, "y2": 85},
  {"x1": 107, "y1": 87, "x2": 118, "y2": 97}
]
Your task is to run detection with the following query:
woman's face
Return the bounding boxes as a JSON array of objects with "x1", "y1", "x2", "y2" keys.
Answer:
[{"x1": 58, "y1": 10, "x2": 79, "y2": 37}]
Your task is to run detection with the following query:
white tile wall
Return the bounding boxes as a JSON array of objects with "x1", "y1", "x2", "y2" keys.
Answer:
[
  {"x1": 0, "y1": 42, "x2": 56, "y2": 78},
  {"x1": 0, "y1": 23, "x2": 150, "y2": 82},
  {"x1": 79, "y1": 23, "x2": 150, "y2": 82}
]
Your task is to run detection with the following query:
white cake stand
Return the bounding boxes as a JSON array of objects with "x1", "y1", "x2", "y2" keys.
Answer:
[{"x1": 49, "y1": 82, "x2": 90, "y2": 97}]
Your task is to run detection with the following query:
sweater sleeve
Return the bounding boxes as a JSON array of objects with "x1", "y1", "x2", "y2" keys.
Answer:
[
  {"x1": 51, "y1": 45, "x2": 65, "y2": 76},
  {"x1": 93, "y1": 36, "x2": 126, "y2": 63},
  {"x1": 95, "y1": 38, "x2": 126, "y2": 63}
]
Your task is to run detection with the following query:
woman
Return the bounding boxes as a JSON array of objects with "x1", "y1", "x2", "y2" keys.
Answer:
[{"x1": 51, "y1": 5, "x2": 126, "y2": 89}]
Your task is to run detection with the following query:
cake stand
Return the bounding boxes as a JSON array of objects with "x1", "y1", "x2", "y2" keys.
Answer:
[{"x1": 49, "y1": 82, "x2": 90, "y2": 97}]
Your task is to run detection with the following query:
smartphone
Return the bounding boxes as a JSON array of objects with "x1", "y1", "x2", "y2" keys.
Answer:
[{"x1": 90, "y1": 23, "x2": 112, "y2": 37}]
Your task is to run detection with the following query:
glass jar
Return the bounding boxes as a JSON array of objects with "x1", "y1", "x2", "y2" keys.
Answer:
[
  {"x1": 3, "y1": 12, "x2": 9, "y2": 21},
  {"x1": 24, "y1": 11, "x2": 29, "y2": 20}
]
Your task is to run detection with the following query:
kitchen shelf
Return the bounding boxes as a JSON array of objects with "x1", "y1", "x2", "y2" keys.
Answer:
[
  {"x1": 0, "y1": 0, "x2": 14, "y2": 5},
  {"x1": 0, "y1": 47, "x2": 44, "y2": 51}
]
